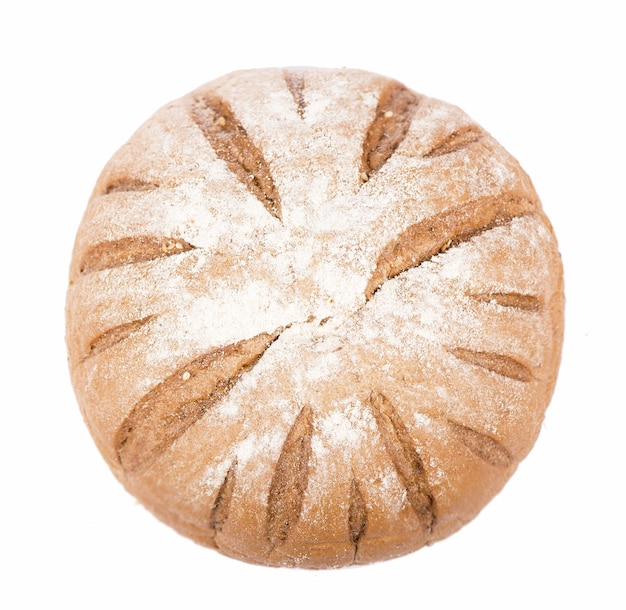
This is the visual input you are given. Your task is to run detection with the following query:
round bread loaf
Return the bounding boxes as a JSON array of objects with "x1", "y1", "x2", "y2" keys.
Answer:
[{"x1": 66, "y1": 67, "x2": 564, "y2": 568}]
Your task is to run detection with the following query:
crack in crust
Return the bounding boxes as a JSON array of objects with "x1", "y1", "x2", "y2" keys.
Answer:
[
  {"x1": 424, "y1": 125, "x2": 483, "y2": 157},
  {"x1": 191, "y1": 92, "x2": 282, "y2": 220},
  {"x1": 116, "y1": 329, "x2": 282, "y2": 473},
  {"x1": 266, "y1": 405, "x2": 314, "y2": 549},
  {"x1": 369, "y1": 392, "x2": 435, "y2": 531},
  {"x1": 78, "y1": 236, "x2": 195, "y2": 275},
  {"x1": 283, "y1": 69, "x2": 307, "y2": 118},
  {"x1": 360, "y1": 81, "x2": 420, "y2": 182},
  {"x1": 364, "y1": 193, "x2": 537, "y2": 300},
  {"x1": 448, "y1": 347, "x2": 533, "y2": 382},
  {"x1": 83, "y1": 315, "x2": 156, "y2": 361},
  {"x1": 209, "y1": 460, "x2": 237, "y2": 536},
  {"x1": 448, "y1": 421, "x2": 514, "y2": 468}
]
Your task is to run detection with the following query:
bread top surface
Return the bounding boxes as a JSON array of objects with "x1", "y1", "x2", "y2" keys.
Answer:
[{"x1": 66, "y1": 67, "x2": 564, "y2": 568}]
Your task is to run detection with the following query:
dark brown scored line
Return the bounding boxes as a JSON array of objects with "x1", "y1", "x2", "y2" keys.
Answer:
[
  {"x1": 364, "y1": 193, "x2": 537, "y2": 300},
  {"x1": 424, "y1": 125, "x2": 484, "y2": 158},
  {"x1": 79, "y1": 236, "x2": 195, "y2": 275},
  {"x1": 209, "y1": 460, "x2": 238, "y2": 537},
  {"x1": 369, "y1": 392, "x2": 435, "y2": 531},
  {"x1": 360, "y1": 81, "x2": 420, "y2": 183},
  {"x1": 447, "y1": 347, "x2": 533, "y2": 382},
  {"x1": 103, "y1": 177, "x2": 160, "y2": 195},
  {"x1": 447, "y1": 421, "x2": 514, "y2": 468},
  {"x1": 283, "y1": 69, "x2": 307, "y2": 119},
  {"x1": 348, "y1": 478, "x2": 368, "y2": 554},
  {"x1": 470, "y1": 292, "x2": 542, "y2": 311},
  {"x1": 266, "y1": 405, "x2": 314, "y2": 549},
  {"x1": 83, "y1": 315, "x2": 156, "y2": 361},
  {"x1": 191, "y1": 92, "x2": 282, "y2": 221},
  {"x1": 115, "y1": 328, "x2": 283, "y2": 473}
]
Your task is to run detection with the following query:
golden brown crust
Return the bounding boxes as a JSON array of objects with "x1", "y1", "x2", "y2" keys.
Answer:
[{"x1": 66, "y1": 67, "x2": 564, "y2": 568}]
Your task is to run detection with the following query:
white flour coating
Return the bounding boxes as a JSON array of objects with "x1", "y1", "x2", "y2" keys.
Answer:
[
  {"x1": 66, "y1": 68, "x2": 563, "y2": 565},
  {"x1": 315, "y1": 398, "x2": 377, "y2": 454}
]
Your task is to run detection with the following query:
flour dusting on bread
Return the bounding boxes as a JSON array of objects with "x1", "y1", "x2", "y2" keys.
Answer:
[{"x1": 67, "y1": 68, "x2": 563, "y2": 568}]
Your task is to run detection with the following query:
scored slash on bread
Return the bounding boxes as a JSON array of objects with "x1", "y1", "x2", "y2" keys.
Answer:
[
  {"x1": 115, "y1": 329, "x2": 283, "y2": 473},
  {"x1": 191, "y1": 92, "x2": 282, "y2": 221},
  {"x1": 360, "y1": 81, "x2": 420, "y2": 183},
  {"x1": 368, "y1": 392, "x2": 436, "y2": 532},
  {"x1": 266, "y1": 405, "x2": 315, "y2": 550},
  {"x1": 66, "y1": 67, "x2": 564, "y2": 568},
  {"x1": 78, "y1": 236, "x2": 196, "y2": 275},
  {"x1": 363, "y1": 192, "x2": 538, "y2": 300}
]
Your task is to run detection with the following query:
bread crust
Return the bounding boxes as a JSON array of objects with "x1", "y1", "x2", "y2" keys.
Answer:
[{"x1": 66, "y1": 68, "x2": 564, "y2": 568}]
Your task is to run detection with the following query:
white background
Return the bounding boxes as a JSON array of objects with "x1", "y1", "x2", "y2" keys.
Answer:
[{"x1": 2, "y1": 1, "x2": 623, "y2": 608}]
